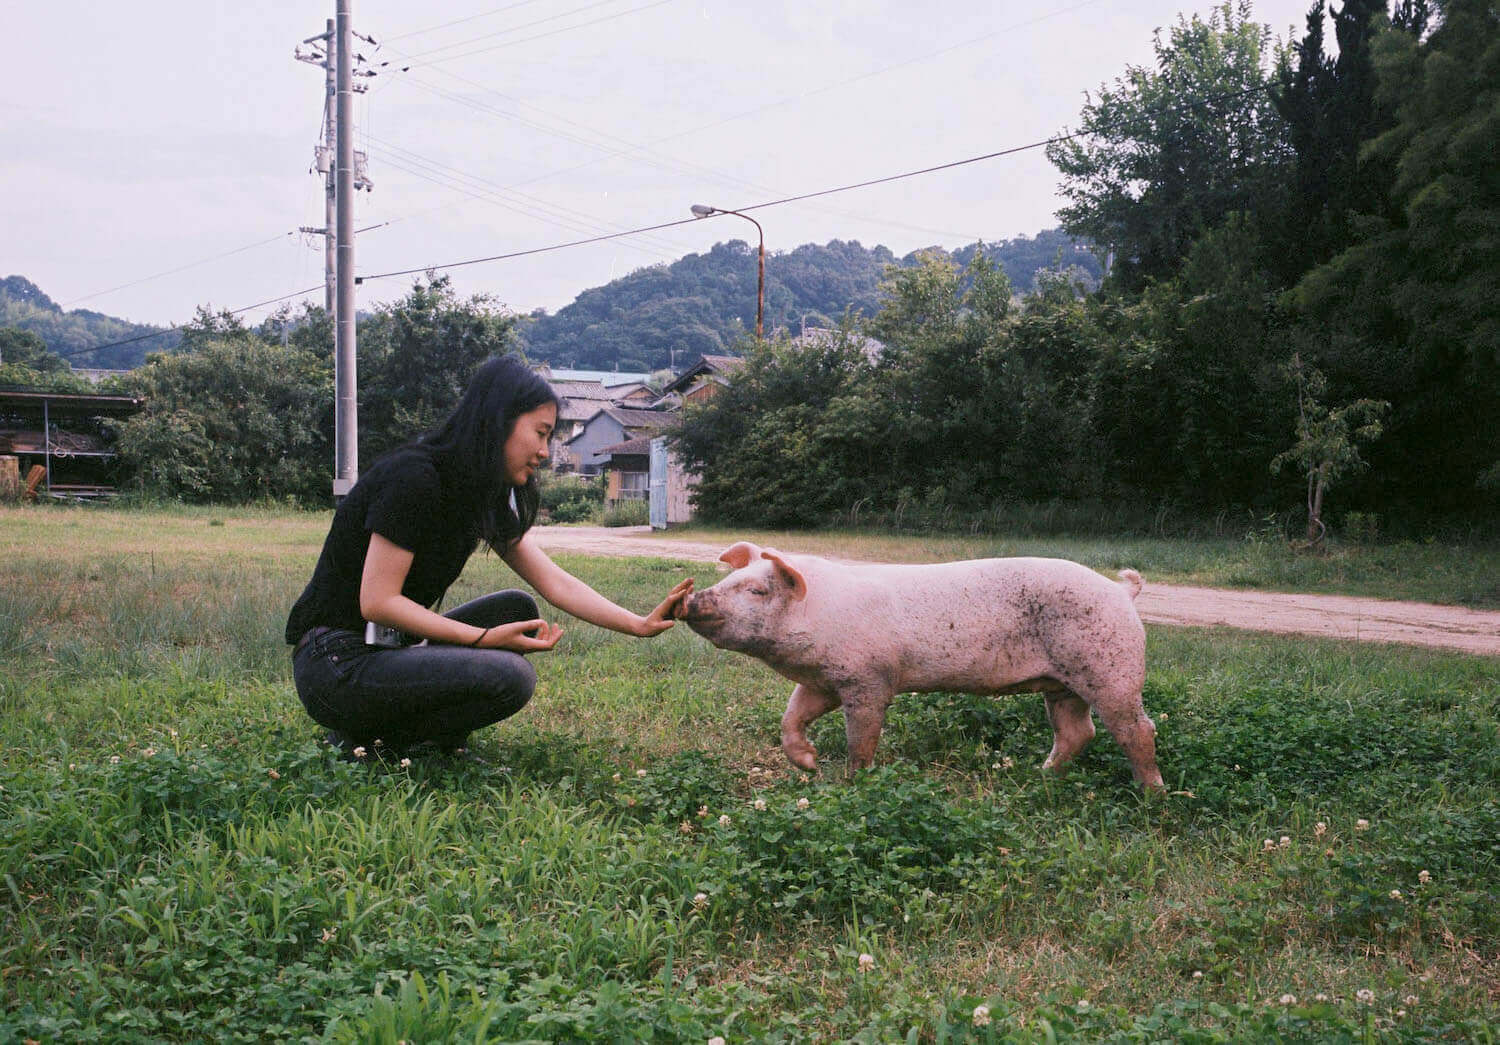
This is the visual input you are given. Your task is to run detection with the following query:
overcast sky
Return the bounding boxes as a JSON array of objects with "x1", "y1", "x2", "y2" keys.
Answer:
[{"x1": 4, "y1": 0, "x2": 1320, "y2": 330}]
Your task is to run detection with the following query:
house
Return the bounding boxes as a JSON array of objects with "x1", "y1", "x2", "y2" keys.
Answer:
[
  {"x1": 0, "y1": 388, "x2": 144, "y2": 499},
  {"x1": 658, "y1": 354, "x2": 744, "y2": 407},
  {"x1": 597, "y1": 436, "x2": 651, "y2": 506},
  {"x1": 546, "y1": 377, "x2": 667, "y2": 474},
  {"x1": 562, "y1": 406, "x2": 675, "y2": 476},
  {"x1": 597, "y1": 434, "x2": 698, "y2": 525}
]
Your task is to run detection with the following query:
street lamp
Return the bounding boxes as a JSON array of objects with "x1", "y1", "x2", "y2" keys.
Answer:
[{"x1": 690, "y1": 203, "x2": 763, "y2": 338}]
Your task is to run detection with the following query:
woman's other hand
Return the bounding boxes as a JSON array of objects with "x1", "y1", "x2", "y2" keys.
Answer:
[
  {"x1": 636, "y1": 577, "x2": 695, "y2": 637},
  {"x1": 483, "y1": 618, "x2": 564, "y2": 652}
]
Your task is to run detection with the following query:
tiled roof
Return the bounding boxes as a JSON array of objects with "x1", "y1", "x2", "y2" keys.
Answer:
[{"x1": 598, "y1": 436, "x2": 653, "y2": 456}]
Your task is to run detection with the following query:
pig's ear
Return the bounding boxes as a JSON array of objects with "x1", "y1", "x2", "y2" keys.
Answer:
[
  {"x1": 718, "y1": 541, "x2": 761, "y2": 570},
  {"x1": 762, "y1": 549, "x2": 808, "y2": 601}
]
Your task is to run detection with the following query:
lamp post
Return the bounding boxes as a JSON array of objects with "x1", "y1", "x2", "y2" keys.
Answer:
[{"x1": 691, "y1": 203, "x2": 763, "y2": 338}]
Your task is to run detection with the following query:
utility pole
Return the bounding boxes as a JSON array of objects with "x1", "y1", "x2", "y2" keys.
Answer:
[
  {"x1": 333, "y1": 0, "x2": 357, "y2": 499},
  {"x1": 299, "y1": 3, "x2": 373, "y2": 502}
]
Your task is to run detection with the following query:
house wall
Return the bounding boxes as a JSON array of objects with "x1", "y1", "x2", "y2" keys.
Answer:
[{"x1": 565, "y1": 415, "x2": 628, "y2": 474}]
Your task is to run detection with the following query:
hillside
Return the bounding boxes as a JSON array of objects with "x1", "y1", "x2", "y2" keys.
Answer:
[
  {"x1": 0, "y1": 277, "x2": 179, "y2": 369},
  {"x1": 518, "y1": 229, "x2": 1099, "y2": 372}
]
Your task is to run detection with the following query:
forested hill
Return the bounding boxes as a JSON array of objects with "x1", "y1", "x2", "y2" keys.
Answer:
[
  {"x1": 0, "y1": 276, "x2": 180, "y2": 369},
  {"x1": 517, "y1": 229, "x2": 1099, "y2": 372}
]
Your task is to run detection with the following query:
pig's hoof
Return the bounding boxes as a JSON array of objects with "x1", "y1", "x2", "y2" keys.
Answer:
[{"x1": 783, "y1": 740, "x2": 818, "y2": 773}]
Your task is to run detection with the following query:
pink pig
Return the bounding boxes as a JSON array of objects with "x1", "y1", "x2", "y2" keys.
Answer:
[{"x1": 679, "y1": 541, "x2": 1163, "y2": 790}]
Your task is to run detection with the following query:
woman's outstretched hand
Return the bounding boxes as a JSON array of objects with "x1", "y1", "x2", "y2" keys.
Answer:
[
  {"x1": 636, "y1": 577, "x2": 695, "y2": 637},
  {"x1": 484, "y1": 618, "x2": 564, "y2": 652}
]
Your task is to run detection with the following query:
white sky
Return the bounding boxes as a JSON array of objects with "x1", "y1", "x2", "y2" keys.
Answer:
[{"x1": 3, "y1": 0, "x2": 1320, "y2": 330}]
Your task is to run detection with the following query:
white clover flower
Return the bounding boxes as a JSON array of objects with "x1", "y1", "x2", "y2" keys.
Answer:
[
  {"x1": 697, "y1": 805, "x2": 709, "y2": 819},
  {"x1": 1315, "y1": 993, "x2": 1329, "y2": 1002},
  {"x1": 1192, "y1": 971, "x2": 1204, "y2": 980},
  {"x1": 109, "y1": 755, "x2": 120, "y2": 764},
  {"x1": 972, "y1": 1004, "x2": 991, "y2": 1027},
  {"x1": 399, "y1": 758, "x2": 412, "y2": 769},
  {"x1": 857, "y1": 953, "x2": 875, "y2": 973},
  {"x1": 1390, "y1": 889, "x2": 1402, "y2": 900},
  {"x1": 636, "y1": 768, "x2": 647, "y2": 778},
  {"x1": 1279, "y1": 836, "x2": 1291, "y2": 849},
  {"x1": 320, "y1": 927, "x2": 337, "y2": 943},
  {"x1": 1396, "y1": 1009, "x2": 1407, "y2": 1018},
  {"x1": 352, "y1": 746, "x2": 367, "y2": 759},
  {"x1": 708, "y1": 1037, "x2": 726, "y2": 1045},
  {"x1": 612, "y1": 772, "x2": 622, "y2": 783},
  {"x1": 1279, "y1": 994, "x2": 1297, "y2": 1006},
  {"x1": 1356, "y1": 818, "x2": 1370, "y2": 831},
  {"x1": 1076, "y1": 999, "x2": 1090, "y2": 1013},
  {"x1": 1314, "y1": 821, "x2": 1327, "y2": 837},
  {"x1": 797, "y1": 797, "x2": 810, "y2": 810},
  {"x1": 692, "y1": 892, "x2": 708, "y2": 910},
  {"x1": 373, "y1": 738, "x2": 384, "y2": 748},
  {"x1": 753, "y1": 798, "x2": 766, "y2": 811},
  {"x1": 1418, "y1": 869, "x2": 1431, "y2": 885},
  {"x1": 1002, "y1": 757, "x2": 1015, "y2": 769},
  {"x1": 1403, "y1": 994, "x2": 1418, "y2": 1007},
  {"x1": 1356, "y1": 989, "x2": 1376, "y2": 1004},
  {"x1": 1263, "y1": 839, "x2": 1277, "y2": 852},
  {"x1": 267, "y1": 769, "x2": 281, "y2": 780},
  {"x1": 680, "y1": 821, "x2": 694, "y2": 834},
  {"x1": 718, "y1": 814, "x2": 732, "y2": 827}
]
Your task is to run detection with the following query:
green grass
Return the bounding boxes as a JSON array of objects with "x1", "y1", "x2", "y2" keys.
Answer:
[{"x1": 2, "y1": 504, "x2": 1498, "y2": 1041}]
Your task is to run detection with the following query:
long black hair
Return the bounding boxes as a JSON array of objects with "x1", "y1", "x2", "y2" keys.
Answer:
[{"x1": 413, "y1": 355, "x2": 559, "y2": 553}]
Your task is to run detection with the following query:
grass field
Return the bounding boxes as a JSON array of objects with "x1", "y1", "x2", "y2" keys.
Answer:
[{"x1": 2, "y1": 504, "x2": 1498, "y2": 1041}]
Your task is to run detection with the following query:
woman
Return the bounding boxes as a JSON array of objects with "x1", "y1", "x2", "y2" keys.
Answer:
[{"x1": 285, "y1": 355, "x2": 692, "y2": 757}]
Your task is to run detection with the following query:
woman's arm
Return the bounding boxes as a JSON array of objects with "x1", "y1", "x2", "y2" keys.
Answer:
[
  {"x1": 502, "y1": 533, "x2": 692, "y2": 637},
  {"x1": 361, "y1": 533, "x2": 560, "y2": 652}
]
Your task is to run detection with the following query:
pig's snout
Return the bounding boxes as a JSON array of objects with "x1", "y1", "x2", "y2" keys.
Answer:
[{"x1": 678, "y1": 590, "x2": 723, "y2": 635}]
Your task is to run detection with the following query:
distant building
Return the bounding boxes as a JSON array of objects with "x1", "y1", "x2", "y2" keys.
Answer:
[
  {"x1": 562, "y1": 405, "x2": 675, "y2": 476},
  {"x1": 0, "y1": 388, "x2": 144, "y2": 499},
  {"x1": 658, "y1": 354, "x2": 744, "y2": 407}
]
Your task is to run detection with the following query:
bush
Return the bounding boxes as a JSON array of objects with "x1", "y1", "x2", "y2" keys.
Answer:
[{"x1": 601, "y1": 500, "x2": 649, "y2": 527}]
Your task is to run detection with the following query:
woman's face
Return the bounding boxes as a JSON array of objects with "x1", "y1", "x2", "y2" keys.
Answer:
[{"x1": 502, "y1": 402, "x2": 557, "y2": 486}]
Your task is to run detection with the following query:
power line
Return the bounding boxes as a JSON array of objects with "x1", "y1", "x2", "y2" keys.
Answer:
[
  {"x1": 357, "y1": 79, "x2": 1276, "y2": 286},
  {"x1": 395, "y1": 0, "x2": 648, "y2": 62},
  {"x1": 377, "y1": 0, "x2": 1108, "y2": 244},
  {"x1": 59, "y1": 232, "x2": 297, "y2": 308},
  {"x1": 392, "y1": 0, "x2": 675, "y2": 70},
  {"x1": 381, "y1": 0, "x2": 552, "y2": 44},
  {"x1": 51, "y1": 284, "x2": 327, "y2": 363}
]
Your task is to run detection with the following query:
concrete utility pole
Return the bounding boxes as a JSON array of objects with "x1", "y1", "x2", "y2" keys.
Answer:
[
  {"x1": 299, "y1": 3, "x2": 369, "y2": 501},
  {"x1": 333, "y1": 0, "x2": 357, "y2": 499}
]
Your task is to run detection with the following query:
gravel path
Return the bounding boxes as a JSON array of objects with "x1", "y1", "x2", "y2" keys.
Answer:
[{"x1": 531, "y1": 526, "x2": 1500, "y2": 656}]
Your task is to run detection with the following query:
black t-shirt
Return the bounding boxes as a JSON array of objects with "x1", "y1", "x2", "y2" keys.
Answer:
[{"x1": 285, "y1": 449, "x2": 480, "y2": 643}]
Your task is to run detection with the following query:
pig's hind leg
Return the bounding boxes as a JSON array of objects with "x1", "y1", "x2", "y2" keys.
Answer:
[
  {"x1": 781, "y1": 684, "x2": 840, "y2": 772},
  {"x1": 1041, "y1": 692, "x2": 1097, "y2": 773}
]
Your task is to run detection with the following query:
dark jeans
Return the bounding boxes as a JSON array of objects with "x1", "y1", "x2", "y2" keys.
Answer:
[{"x1": 291, "y1": 590, "x2": 541, "y2": 749}]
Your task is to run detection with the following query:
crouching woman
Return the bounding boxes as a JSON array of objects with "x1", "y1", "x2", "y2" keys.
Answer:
[{"x1": 285, "y1": 355, "x2": 692, "y2": 757}]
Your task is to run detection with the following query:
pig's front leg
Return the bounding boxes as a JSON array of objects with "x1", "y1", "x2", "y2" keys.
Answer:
[
  {"x1": 781, "y1": 684, "x2": 840, "y2": 772},
  {"x1": 841, "y1": 686, "x2": 896, "y2": 771}
]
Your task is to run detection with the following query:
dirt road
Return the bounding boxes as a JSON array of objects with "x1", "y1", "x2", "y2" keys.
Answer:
[{"x1": 531, "y1": 526, "x2": 1500, "y2": 657}]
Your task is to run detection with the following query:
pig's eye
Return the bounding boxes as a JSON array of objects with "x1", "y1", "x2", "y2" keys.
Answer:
[{"x1": 748, "y1": 585, "x2": 769, "y2": 596}]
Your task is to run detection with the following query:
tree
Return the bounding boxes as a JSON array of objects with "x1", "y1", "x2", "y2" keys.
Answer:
[
  {"x1": 114, "y1": 335, "x2": 331, "y2": 503},
  {"x1": 672, "y1": 330, "x2": 885, "y2": 527},
  {"x1": 1270, "y1": 354, "x2": 1388, "y2": 544},
  {"x1": 356, "y1": 275, "x2": 519, "y2": 462},
  {"x1": 1290, "y1": 0, "x2": 1500, "y2": 516},
  {"x1": 1269, "y1": 1, "x2": 1430, "y2": 273},
  {"x1": 1048, "y1": 1, "x2": 1290, "y2": 290}
]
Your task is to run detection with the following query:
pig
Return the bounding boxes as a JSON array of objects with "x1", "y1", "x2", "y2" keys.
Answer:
[{"x1": 678, "y1": 542, "x2": 1163, "y2": 790}]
